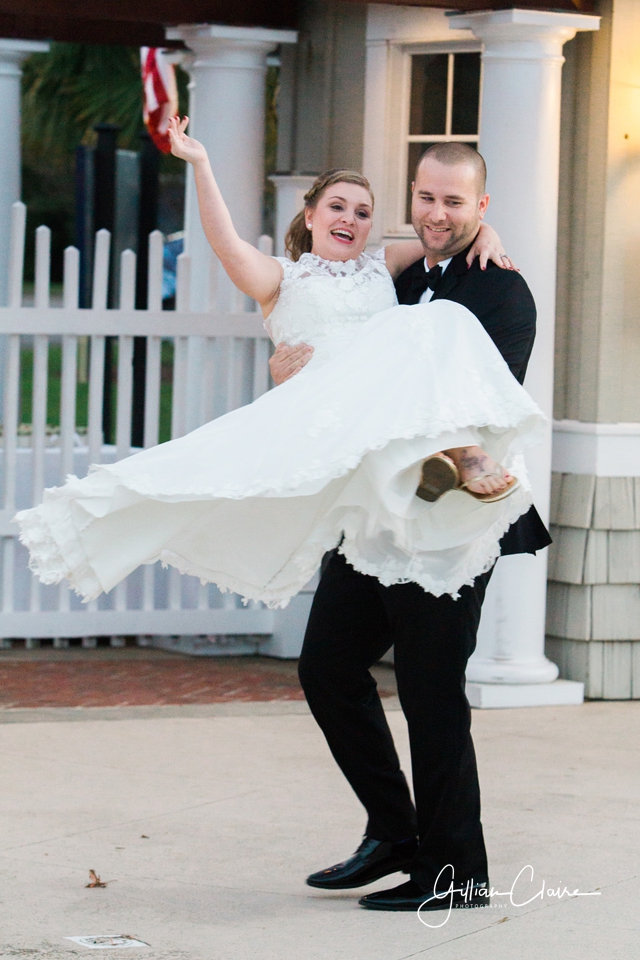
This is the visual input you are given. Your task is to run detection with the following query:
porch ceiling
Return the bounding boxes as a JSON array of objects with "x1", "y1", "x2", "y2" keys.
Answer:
[
  {"x1": 0, "y1": 0, "x2": 596, "y2": 46},
  {"x1": 0, "y1": 1, "x2": 298, "y2": 45},
  {"x1": 340, "y1": 0, "x2": 596, "y2": 10}
]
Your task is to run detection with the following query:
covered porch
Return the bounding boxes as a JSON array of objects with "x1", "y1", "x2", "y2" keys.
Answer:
[{"x1": 4, "y1": 1, "x2": 638, "y2": 704}]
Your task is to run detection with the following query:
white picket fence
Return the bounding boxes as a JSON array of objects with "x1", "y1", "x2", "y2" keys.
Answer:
[{"x1": 0, "y1": 201, "x2": 284, "y2": 646}]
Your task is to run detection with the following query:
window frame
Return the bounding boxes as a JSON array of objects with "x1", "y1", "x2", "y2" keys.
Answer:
[{"x1": 392, "y1": 42, "x2": 483, "y2": 235}]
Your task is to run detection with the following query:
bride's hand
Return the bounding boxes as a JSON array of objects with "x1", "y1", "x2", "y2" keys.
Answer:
[
  {"x1": 466, "y1": 223, "x2": 519, "y2": 272},
  {"x1": 168, "y1": 116, "x2": 208, "y2": 165}
]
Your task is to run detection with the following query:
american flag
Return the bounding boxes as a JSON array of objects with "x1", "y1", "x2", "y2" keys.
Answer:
[{"x1": 141, "y1": 47, "x2": 179, "y2": 153}]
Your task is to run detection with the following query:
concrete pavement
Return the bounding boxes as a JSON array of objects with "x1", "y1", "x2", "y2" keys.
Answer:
[{"x1": 0, "y1": 699, "x2": 638, "y2": 959}]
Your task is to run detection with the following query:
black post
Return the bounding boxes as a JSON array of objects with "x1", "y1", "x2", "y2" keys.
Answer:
[
  {"x1": 93, "y1": 124, "x2": 119, "y2": 445},
  {"x1": 132, "y1": 133, "x2": 160, "y2": 447},
  {"x1": 74, "y1": 145, "x2": 94, "y2": 309}
]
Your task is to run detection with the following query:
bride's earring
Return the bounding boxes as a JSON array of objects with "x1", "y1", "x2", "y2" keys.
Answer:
[{"x1": 307, "y1": 223, "x2": 312, "y2": 230}]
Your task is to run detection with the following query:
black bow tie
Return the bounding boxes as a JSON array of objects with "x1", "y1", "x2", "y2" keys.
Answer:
[{"x1": 424, "y1": 264, "x2": 443, "y2": 291}]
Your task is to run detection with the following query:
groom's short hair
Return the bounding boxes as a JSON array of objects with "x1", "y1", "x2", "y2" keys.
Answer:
[{"x1": 416, "y1": 143, "x2": 487, "y2": 195}]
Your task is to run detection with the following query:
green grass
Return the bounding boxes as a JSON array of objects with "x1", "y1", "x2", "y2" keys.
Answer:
[
  {"x1": 21, "y1": 282, "x2": 64, "y2": 300},
  {"x1": 19, "y1": 341, "x2": 174, "y2": 444}
]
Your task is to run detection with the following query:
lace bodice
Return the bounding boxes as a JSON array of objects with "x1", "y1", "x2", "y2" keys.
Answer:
[{"x1": 265, "y1": 249, "x2": 398, "y2": 347}]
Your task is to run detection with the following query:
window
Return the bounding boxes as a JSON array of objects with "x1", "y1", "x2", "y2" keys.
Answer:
[{"x1": 404, "y1": 52, "x2": 481, "y2": 223}]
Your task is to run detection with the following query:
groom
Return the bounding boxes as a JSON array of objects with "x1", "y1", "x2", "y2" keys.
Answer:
[{"x1": 270, "y1": 143, "x2": 551, "y2": 911}]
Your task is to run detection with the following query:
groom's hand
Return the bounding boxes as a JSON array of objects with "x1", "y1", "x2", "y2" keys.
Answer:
[{"x1": 269, "y1": 343, "x2": 314, "y2": 385}]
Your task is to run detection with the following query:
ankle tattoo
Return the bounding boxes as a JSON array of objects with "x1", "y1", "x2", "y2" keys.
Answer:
[{"x1": 459, "y1": 453, "x2": 486, "y2": 472}]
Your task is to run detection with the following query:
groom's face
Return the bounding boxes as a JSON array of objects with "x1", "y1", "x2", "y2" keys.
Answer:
[{"x1": 411, "y1": 158, "x2": 489, "y2": 264}]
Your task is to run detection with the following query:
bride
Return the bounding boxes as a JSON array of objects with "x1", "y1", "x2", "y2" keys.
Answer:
[{"x1": 15, "y1": 117, "x2": 544, "y2": 606}]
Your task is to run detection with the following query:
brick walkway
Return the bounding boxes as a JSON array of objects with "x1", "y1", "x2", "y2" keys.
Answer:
[{"x1": 0, "y1": 649, "x2": 397, "y2": 709}]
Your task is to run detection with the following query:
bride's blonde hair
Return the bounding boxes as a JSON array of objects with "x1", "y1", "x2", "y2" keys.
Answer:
[{"x1": 285, "y1": 169, "x2": 374, "y2": 262}]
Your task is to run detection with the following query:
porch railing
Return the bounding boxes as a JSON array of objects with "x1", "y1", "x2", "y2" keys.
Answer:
[{"x1": 0, "y1": 202, "x2": 277, "y2": 645}]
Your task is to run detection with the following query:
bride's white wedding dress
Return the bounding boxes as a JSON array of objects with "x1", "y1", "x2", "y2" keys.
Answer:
[{"x1": 16, "y1": 249, "x2": 544, "y2": 606}]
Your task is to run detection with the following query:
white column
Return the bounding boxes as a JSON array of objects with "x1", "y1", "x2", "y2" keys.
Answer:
[
  {"x1": 448, "y1": 10, "x2": 599, "y2": 707},
  {"x1": 0, "y1": 39, "x2": 49, "y2": 422},
  {"x1": 270, "y1": 175, "x2": 317, "y2": 257},
  {"x1": 0, "y1": 39, "x2": 49, "y2": 308},
  {"x1": 167, "y1": 25, "x2": 297, "y2": 311},
  {"x1": 166, "y1": 25, "x2": 296, "y2": 431}
]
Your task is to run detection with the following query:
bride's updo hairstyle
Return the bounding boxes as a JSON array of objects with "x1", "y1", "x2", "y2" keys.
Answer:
[{"x1": 285, "y1": 169, "x2": 374, "y2": 262}]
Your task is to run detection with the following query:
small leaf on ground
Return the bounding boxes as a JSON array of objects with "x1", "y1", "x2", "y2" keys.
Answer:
[{"x1": 86, "y1": 869, "x2": 108, "y2": 888}]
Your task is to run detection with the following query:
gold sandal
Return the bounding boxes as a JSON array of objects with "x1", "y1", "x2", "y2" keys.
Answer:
[
  {"x1": 458, "y1": 472, "x2": 520, "y2": 503},
  {"x1": 416, "y1": 455, "x2": 519, "y2": 504}
]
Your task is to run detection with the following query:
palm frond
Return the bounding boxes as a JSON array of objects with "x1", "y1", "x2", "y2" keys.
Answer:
[
  {"x1": 22, "y1": 42, "x2": 189, "y2": 161},
  {"x1": 22, "y1": 44, "x2": 145, "y2": 158}
]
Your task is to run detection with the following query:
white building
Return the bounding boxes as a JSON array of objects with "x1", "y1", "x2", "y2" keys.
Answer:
[{"x1": 3, "y1": 1, "x2": 639, "y2": 702}]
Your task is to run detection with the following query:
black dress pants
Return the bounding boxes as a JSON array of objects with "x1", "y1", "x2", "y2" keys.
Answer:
[{"x1": 298, "y1": 551, "x2": 491, "y2": 888}]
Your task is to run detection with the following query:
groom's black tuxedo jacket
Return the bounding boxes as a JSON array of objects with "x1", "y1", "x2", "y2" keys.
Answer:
[{"x1": 394, "y1": 248, "x2": 552, "y2": 555}]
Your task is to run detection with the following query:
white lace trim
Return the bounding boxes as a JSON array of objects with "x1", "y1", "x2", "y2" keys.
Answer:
[
  {"x1": 103, "y1": 409, "x2": 543, "y2": 501},
  {"x1": 144, "y1": 476, "x2": 532, "y2": 609},
  {"x1": 16, "y1": 402, "x2": 542, "y2": 606},
  {"x1": 66, "y1": 481, "x2": 531, "y2": 610},
  {"x1": 16, "y1": 501, "x2": 104, "y2": 601},
  {"x1": 276, "y1": 248, "x2": 387, "y2": 280},
  {"x1": 338, "y1": 486, "x2": 532, "y2": 602}
]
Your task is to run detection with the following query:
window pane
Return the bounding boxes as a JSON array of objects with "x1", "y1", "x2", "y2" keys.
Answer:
[
  {"x1": 405, "y1": 141, "x2": 433, "y2": 224},
  {"x1": 451, "y1": 53, "x2": 481, "y2": 136},
  {"x1": 409, "y1": 55, "x2": 448, "y2": 136}
]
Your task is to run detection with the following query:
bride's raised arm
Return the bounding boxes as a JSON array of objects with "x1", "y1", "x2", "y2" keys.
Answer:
[
  {"x1": 168, "y1": 116, "x2": 283, "y2": 312},
  {"x1": 384, "y1": 223, "x2": 515, "y2": 281}
]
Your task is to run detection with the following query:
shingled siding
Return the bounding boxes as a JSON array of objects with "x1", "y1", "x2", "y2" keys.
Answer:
[{"x1": 546, "y1": 473, "x2": 640, "y2": 699}]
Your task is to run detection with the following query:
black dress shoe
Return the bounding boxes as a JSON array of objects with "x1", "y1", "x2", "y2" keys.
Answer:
[
  {"x1": 306, "y1": 836, "x2": 418, "y2": 890},
  {"x1": 359, "y1": 878, "x2": 490, "y2": 911}
]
